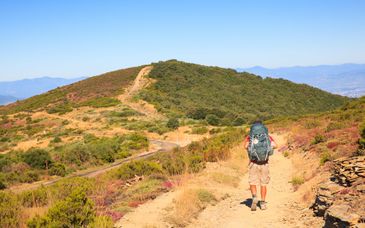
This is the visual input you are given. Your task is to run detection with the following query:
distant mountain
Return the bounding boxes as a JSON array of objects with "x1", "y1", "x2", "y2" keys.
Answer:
[
  {"x1": 237, "y1": 64, "x2": 365, "y2": 97},
  {"x1": 0, "y1": 95, "x2": 18, "y2": 105},
  {"x1": 0, "y1": 77, "x2": 85, "y2": 105}
]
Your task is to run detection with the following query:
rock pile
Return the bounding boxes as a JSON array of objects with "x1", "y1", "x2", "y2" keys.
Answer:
[
  {"x1": 333, "y1": 156, "x2": 365, "y2": 187},
  {"x1": 311, "y1": 156, "x2": 365, "y2": 227}
]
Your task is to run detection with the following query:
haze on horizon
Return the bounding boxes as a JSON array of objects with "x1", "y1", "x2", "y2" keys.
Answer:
[{"x1": 1, "y1": 0, "x2": 365, "y2": 81}]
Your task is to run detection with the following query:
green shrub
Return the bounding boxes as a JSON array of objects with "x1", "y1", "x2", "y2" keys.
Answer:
[
  {"x1": 0, "y1": 191, "x2": 22, "y2": 228},
  {"x1": 50, "y1": 177, "x2": 93, "y2": 202},
  {"x1": 232, "y1": 117, "x2": 245, "y2": 126},
  {"x1": 28, "y1": 187, "x2": 96, "y2": 228},
  {"x1": 325, "y1": 122, "x2": 345, "y2": 132},
  {"x1": 80, "y1": 97, "x2": 120, "y2": 108},
  {"x1": 20, "y1": 187, "x2": 48, "y2": 207},
  {"x1": 89, "y1": 215, "x2": 114, "y2": 228},
  {"x1": 312, "y1": 134, "x2": 326, "y2": 145},
  {"x1": 192, "y1": 126, "x2": 208, "y2": 134},
  {"x1": 186, "y1": 154, "x2": 205, "y2": 173},
  {"x1": 206, "y1": 114, "x2": 220, "y2": 126},
  {"x1": 196, "y1": 189, "x2": 216, "y2": 204},
  {"x1": 47, "y1": 103, "x2": 73, "y2": 115},
  {"x1": 51, "y1": 136, "x2": 62, "y2": 143},
  {"x1": 22, "y1": 148, "x2": 53, "y2": 169},
  {"x1": 116, "y1": 160, "x2": 162, "y2": 180},
  {"x1": 167, "y1": 118, "x2": 179, "y2": 129},
  {"x1": 59, "y1": 142, "x2": 91, "y2": 166},
  {"x1": 304, "y1": 119, "x2": 321, "y2": 129},
  {"x1": 320, "y1": 151, "x2": 332, "y2": 165},
  {"x1": 158, "y1": 152, "x2": 186, "y2": 175},
  {"x1": 0, "y1": 180, "x2": 6, "y2": 190},
  {"x1": 290, "y1": 176, "x2": 305, "y2": 186},
  {"x1": 49, "y1": 163, "x2": 67, "y2": 177}
]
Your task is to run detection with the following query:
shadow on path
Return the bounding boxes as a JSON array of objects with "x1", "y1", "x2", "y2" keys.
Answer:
[{"x1": 240, "y1": 198, "x2": 252, "y2": 208}]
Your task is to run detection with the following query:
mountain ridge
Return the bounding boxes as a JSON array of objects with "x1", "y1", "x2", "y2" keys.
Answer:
[
  {"x1": 238, "y1": 63, "x2": 365, "y2": 97},
  {"x1": 0, "y1": 76, "x2": 85, "y2": 105}
]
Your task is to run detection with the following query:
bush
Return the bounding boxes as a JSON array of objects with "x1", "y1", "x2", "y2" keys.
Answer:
[
  {"x1": 89, "y1": 215, "x2": 114, "y2": 228},
  {"x1": 320, "y1": 151, "x2": 332, "y2": 165},
  {"x1": 0, "y1": 191, "x2": 22, "y2": 228},
  {"x1": 47, "y1": 103, "x2": 73, "y2": 115},
  {"x1": 0, "y1": 180, "x2": 6, "y2": 190},
  {"x1": 325, "y1": 122, "x2": 345, "y2": 132},
  {"x1": 49, "y1": 163, "x2": 67, "y2": 177},
  {"x1": 80, "y1": 97, "x2": 120, "y2": 108},
  {"x1": 51, "y1": 136, "x2": 62, "y2": 143},
  {"x1": 232, "y1": 117, "x2": 245, "y2": 126},
  {"x1": 192, "y1": 126, "x2": 208, "y2": 134},
  {"x1": 59, "y1": 142, "x2": 91, "y2": 166},
  {"x1": 290, "y1": 176, "x2": 305, "y2": 186},
  {"x1": 116, "y1": 160, "x2": 162, "y2": 180},
  {"x1": 206, "y1": 114, "x2": 220, "y2": 126},
  {"x1": 22, "y1": 148, "x2": 53, "y2": 169},
  {"x1": 196, "y1": 189, "x2": 217, "y2": 204},
  {"x1": 167, "y1": 118, "x2": 179, "y2": 129},
  {"x1": 28, "y1": 187, "x2": 96, "y2": 228},
  {"x1": 20, "y1": 187, "x2": 48, "y2": 207},
  {"x1": 304, "y1": 119, "x2": 321, "y2": 129},
  {"x1": 312, "y1": 134, "x2": 326, "y2": 145}
]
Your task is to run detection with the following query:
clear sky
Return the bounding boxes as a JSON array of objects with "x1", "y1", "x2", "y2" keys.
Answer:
[{"x1": 1, "y1": 0, "x2": 365, "y2": 81}]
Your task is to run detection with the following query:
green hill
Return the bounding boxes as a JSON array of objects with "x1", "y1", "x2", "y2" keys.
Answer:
[
  {"x1": 1, "y1": 60, "x2": 348, "y2": 124},
  {"x1": 0, "y1": 66, "x2": 142, "y2": 114},
  {"x1": 139, "y1": 60, "x2": 349, "y2": 124}
]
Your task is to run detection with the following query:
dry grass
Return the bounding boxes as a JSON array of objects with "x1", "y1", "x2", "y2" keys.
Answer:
[
  {"x1": 210, "y1": 172, "x2": 239, "y2": 187},
  {"x1": 167, "y1": 188, "x2": 216, "y2": 227}
]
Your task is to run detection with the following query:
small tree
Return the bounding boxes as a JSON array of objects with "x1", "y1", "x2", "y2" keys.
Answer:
[
  {"x1": 206, "y1": 114, "x2": 220, "y2": 126},
  {"x1": 28, "y1": 187, "x2": 96, "y2": 227},
  {"x1": 167, "y1": 118, "x2": 179, "y2": 129},
  {"x1": 22, "y1": 148, "x2": 53, "y2": 170}
]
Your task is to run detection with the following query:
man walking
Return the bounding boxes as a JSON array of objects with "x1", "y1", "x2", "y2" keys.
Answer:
[{"x1": 244, "y1": 121, "x2": 277, "y2": 211}]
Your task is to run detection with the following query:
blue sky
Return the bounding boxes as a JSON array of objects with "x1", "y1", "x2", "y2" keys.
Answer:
[{"x1": 0, "y1": 0, "x2": 365, "y2": 80}]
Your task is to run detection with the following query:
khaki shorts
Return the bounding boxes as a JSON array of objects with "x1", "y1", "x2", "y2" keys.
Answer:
[{"x1": 248, "y1": 162, "x2": 270, "y2": 186}]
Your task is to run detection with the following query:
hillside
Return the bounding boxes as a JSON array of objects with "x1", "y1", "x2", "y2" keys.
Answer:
[
  {"x1": 140, "y1": 60, "x2": 348, "y2": 124},
  {"x1": 239, "y1": 63, "x2": 365, "y2": 97},
  {"x1": 0, "y1": 66, "x2": 142, "y2": 114}
]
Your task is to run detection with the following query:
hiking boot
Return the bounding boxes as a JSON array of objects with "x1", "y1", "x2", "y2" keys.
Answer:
[
  {"x1": 251, "y1": 196, "x2": 259, "y2": 211},
  {"x1": 260, "y1": 201, "x2": 267, "y2": 210}
]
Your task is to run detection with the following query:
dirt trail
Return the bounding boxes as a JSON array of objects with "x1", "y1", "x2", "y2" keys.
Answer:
[
  {"x1": 9, "y1": 140, "x2": 179, "y2": 193},
  {"x1": 116, "y1": 133, "x2": 323, "y2": 228},
  {"x1": 118, "y1": 65, "x2": 164, "y2": 119}
]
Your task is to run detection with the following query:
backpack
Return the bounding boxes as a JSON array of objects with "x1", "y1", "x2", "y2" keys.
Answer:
[{"x1": 248, "y1": 123, "x2": 273, "y2": 162}]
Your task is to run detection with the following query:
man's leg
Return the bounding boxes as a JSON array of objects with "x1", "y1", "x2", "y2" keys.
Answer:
[
  {"x1": 250, "y1": 185, "x2": 257, "y2": 197},
  {"x1": 260, "y1": 185, "x2": 267, "y2": 201},
  {"x1": 259, "y1": 164, "x2": 270, "y2": 210},
  {"x1": 248, "y1": 163, "x2": 260, "y2": 211}
]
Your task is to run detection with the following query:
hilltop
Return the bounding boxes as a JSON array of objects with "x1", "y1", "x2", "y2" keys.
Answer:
[
  {"x1": 1, "y1": 60, "x2": 348, "y2": 124},
  {"x1": 140, "y1": 60, "x2": 348, "y2": 123}
]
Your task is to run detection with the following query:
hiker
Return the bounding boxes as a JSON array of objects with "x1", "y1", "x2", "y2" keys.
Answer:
[{"x1": 243, "y1": 120, "x2": 277, "y2": 211}]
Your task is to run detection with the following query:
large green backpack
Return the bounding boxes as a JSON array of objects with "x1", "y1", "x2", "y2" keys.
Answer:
[{"x1": 248, "y1": 123, "x2": 273, "y2": 162}]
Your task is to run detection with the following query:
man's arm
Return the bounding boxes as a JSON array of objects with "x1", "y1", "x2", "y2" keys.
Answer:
[
  {"x1": 243, "y1": 136, "x2": 249, "y2": 149},
  {"x1": 269, "y1": 136, "x2": 278, "y2": 149}
]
